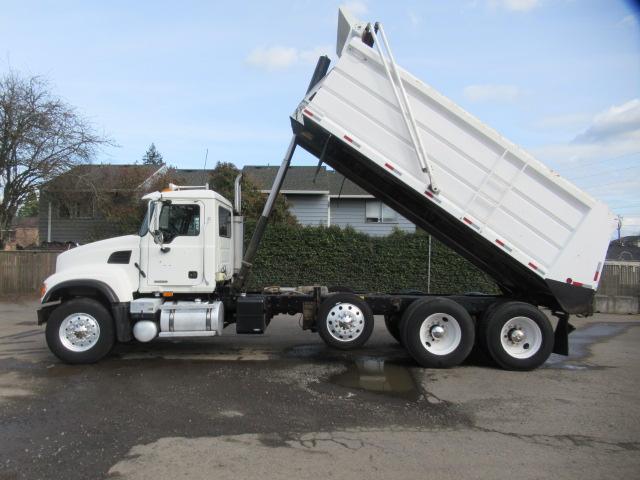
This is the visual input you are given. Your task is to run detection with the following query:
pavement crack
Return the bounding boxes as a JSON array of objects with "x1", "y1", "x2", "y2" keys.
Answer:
[{"x1": 472, "y1": 426, "x2": 640, "y2": 452}]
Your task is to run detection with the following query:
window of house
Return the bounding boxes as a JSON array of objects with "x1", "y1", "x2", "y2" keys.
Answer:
[
  {"x1": 219, "y1": 206, "x2": 231, "y2": 238},
  {"x1": 158, "y1": 203, "x2": 200, "y2": 243},
  {"x1": 57, "y1": 197, "x2": 94, "y2": 218},
  {"x1": 365, "y1": 200, "x2": 397, "y2": 223}
]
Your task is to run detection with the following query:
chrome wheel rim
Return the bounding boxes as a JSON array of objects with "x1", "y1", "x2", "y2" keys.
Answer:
[
  {"x1": 326, "y1": 303, "x2": 365, "y2": 342},
  {"x1": 500, "y1": 316, "x2": 542, "y2": 359},
  {"x1": 59, "y1": 313, "x2": 100, "y2": 352},
  {"x1": 419, "y1": 313, "x2": 461, "y2": 355}
]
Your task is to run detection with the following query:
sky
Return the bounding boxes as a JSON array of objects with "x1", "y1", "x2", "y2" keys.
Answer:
[{"x1": 1, "y1": 0, "x2": 639, "y2": 235}]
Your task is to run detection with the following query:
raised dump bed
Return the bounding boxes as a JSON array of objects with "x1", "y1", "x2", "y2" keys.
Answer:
[{"x1": 292, "y1": 8, "x2": 616, "y2": 315}]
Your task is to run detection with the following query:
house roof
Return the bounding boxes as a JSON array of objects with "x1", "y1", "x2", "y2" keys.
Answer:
[
  {"x1": 11, "y1": 217, "x2": 38, "y2": 228},
  {"x1": 607, "y1": 236, "x2": 640, "y2": 262},
  {"x1": 41, "y1": 164, "x2": 165, "y2": 191},
  {"x1": 242, "y1": 165, "x2": 370, "y2": 197}
]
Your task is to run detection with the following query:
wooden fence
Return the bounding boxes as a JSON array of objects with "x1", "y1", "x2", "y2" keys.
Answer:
[
  {"x1": 598, "y1": 261, "x2": 640, "y2": 297},
  {"x1": 0, "y1": 251, "x2": 61, "y2": 295}
]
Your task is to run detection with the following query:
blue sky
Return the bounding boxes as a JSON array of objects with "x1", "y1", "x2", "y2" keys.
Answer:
[{"x1": 1, "y1": 0, "x2": 639, "y2": 235}]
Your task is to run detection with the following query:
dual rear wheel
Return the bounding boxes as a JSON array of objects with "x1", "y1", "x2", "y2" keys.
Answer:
[{"x1": 320, "y1": 295, "x2": 554, "y2": 370}]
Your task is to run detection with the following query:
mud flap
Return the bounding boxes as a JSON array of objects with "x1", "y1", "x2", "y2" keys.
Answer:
[{"x1": 553, "y1": 314, "x2": 576, "y2": 356}]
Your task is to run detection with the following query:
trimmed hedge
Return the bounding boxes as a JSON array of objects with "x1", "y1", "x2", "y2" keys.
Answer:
[{"x1": 245, "y1": 222, "x2": 498, "y2": 294}]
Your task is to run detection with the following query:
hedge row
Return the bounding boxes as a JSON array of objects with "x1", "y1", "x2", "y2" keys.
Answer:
[{"x1": 244, "y1": 222, "x2": 498, "y2": 294}]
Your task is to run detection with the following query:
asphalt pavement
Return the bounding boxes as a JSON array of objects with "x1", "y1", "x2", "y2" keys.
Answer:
[{"x1": 0, "y1": 300, "x2": 639, "y2": 480}]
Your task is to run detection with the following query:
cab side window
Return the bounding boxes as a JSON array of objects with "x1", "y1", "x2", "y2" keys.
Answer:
[
  {"x1": 158, "y1": 204, "x2": 200, "y2": 243},
  {"x1": 219, "y1": 206, "x2": 231, "y2": 238}
]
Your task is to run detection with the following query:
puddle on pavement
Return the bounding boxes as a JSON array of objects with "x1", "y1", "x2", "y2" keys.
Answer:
[
  {"x1": 329, "y1": 357, "x2": 420, "y2": 401},
  {"x1": 545, "y1": 323, "x2": 631, "y2": 369}
]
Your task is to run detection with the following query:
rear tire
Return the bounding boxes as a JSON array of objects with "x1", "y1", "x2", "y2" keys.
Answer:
[
  {"x1": 480, "y1": 301, "x2": 553, "y2": 371},
  {"x1": 400, "y1": 297, "x2": 475, "y2": 368},
  {"x1": 317, "y1": 293, "x2": 374, "y2": 350},
  {"x1": 45, "y1": 298, "x2": 115, "y2": 364}
]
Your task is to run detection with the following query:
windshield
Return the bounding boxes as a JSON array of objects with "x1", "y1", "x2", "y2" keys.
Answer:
[{"x1": 138, "y1": 201, "x2": 156, "y2": 237}]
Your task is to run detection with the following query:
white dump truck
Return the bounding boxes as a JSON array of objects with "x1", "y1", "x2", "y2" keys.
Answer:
[{"x1": 37, "y1": 8, "x2": 616, "y2": 370}]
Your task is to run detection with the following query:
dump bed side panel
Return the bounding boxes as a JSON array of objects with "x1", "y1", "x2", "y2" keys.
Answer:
[{"x1": 298, "y1": 38, "x2": 615, "y2": 294}]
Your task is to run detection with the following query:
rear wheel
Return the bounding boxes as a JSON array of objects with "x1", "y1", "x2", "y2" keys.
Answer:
[
  {"x1": 479, "y1": 301, "x2": 553, "y2": 371},
  {"x1": 317, "y1": 293, "x2": 374, "y2": 350},
  {"x1": 400, "y1": 297, "x2": 475, "y2": 368},
  {"x1": 45, "y1": 298, "x2": 115, "y2": 364}
]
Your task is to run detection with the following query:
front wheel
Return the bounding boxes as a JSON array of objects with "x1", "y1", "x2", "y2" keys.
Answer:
[
  {"x1": 479, "y1": 301, "x2": 553, "y2": 371},
  {"x1": 317, "y1": 293, "x2": 374, "y2": 350},
  {"x1": 400, "y1": 297, "x2": 475, "y2": 368},
  {"x1": 45, "y1": 298, "x2": 115, "y2": 364}
]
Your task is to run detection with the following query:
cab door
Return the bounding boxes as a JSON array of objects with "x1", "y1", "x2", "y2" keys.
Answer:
[{"x1": 147, "y1": 200, "x2": 204, "y2": 287}]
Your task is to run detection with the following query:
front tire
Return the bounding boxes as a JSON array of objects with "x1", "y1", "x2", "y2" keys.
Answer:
[
  {"x1": 45, "y1": 298, "x2": 115, "y2": 364},
  {"x1": 479, "y1": 301, "x2": 553, "y2": 371},
  {"x1": 317, "y1": 293, "x2": 374, "y2": 350},
  {"x1": 400, "y1": 297, "x2": 475, "y2": 368}
]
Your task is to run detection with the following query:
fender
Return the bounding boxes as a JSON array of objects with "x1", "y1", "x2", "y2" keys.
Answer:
[{"x1": 42, "y1": 279, "x2": 119, "y2": 303}]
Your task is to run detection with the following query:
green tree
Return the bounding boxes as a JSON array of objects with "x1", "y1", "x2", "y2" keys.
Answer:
[
  {"x1": 17, "y1": 191, "x2": 39, "y2": 217},
  {"x1": 208, "y1": 162, "x2": 296, "y2": 224},
  {"x1": 142, "y1": 143, "x2": 164, "y2": 166}
]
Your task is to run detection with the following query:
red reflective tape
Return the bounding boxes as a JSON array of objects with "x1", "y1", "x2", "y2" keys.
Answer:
[
  {"x1": 303, "y1": 109, "x2": 314, "y2": 117},
  {"x1": 343, "y1": 135, "x2": 353, "y2": 143},
  {"x1": 594, "y1": 271, "x2": 600, "y2": 282},
  {"x1": 425, "y1": 191, "x2": 434, "y2": 198},
  {"x1": 384, "y1": 162, "x2": 395, "y2": 171},
  {"x1": 495, "y1": 239, "x2": 505, "y2": 247},
  {"x1": 528, "y1": 262, "x2": 538, "y2": 270},
  {"x1": 463, "y1": 217, "x2": 473, "y2": 225},
  {"x1": 573, "y1": 281, "x2": 584, "y2": 287}
]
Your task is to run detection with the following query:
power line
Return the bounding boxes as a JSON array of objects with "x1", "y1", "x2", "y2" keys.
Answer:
[
  {"x1": 569, "y1": 164, "x2": 640, "y2": 181},
  {"x1": 561, "y1": 151, "x2": 640, "y2": 172}
]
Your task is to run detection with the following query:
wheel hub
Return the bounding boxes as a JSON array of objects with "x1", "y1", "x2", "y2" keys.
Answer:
[
  {"x1": 326, "y1": 303, "x2": 365, "y2": 342},
  {"x1": 59, "y1": 313, "x2": 100, "y2": 352},
  {"x1": 508, "y1": 328, "x2": 525, "y2": 344},
  {"x1": 430, "y1": 325, "x2": 445, "y2": 339}
]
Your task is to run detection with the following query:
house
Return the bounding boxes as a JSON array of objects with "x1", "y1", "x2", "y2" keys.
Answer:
[
  {"x1": 243, "y1": 165, "x2": 415, "y2": 236},
  {"x1": 38, "y1": 164, "x2": 171, "y2": 244},
  {"x1": 2, "y1": 217, "x2": 39, "y2": 250},
  {"x1": 606, "y1": 236, "x2": 640, "y2": 262}
]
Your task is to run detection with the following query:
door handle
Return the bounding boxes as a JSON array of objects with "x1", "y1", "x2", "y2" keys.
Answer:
[{"x1": 160, "y1": 247, "x2": 171, "y2": 253}]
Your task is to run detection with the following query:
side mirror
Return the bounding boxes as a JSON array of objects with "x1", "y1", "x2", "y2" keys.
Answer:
[{"x1": 152, "y1": 229, "x2": 164, "y2": 245}]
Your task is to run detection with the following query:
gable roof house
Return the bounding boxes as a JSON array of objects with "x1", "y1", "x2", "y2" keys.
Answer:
[
  {"x1": 243, "y1": 165, "x2": 415, "y2": 236},
  {"x1": 38, "y1": 164, "x2": 169, "y2": 244}
]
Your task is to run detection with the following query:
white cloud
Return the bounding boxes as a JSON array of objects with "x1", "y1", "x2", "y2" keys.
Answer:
[
  {"x1": 408, "y1": 10, "x2": 421, "y2": 28},
  {"x1": 246, "y1": 45, "x2": 332, "y2": 71},
  {"x1": 341, "y1": 1, "x2": 368, "y2": 16},
  {"x1": 619, "y1": 14, "x2": 638, "y2": 28},
  {"x1": 533, "y1": 99, "x2": 640, "y2": 164},
  {"x1": 534, "y1": 113, "x2": 593, "y2": 130},
  {"x1": 572, "y1": 99, "x2": 640, "y2": 144},
  {"x1": 488, "y1": 0, "x2": 540, "y2": 12},
  {"x1": 463, "y1": 84, "x2": 521, "y2": 103}
]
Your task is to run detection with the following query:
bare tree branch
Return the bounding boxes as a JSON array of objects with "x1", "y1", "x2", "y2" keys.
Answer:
[{"x1": 0, "y1": 71, "x2": 112, "y2": 247}]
